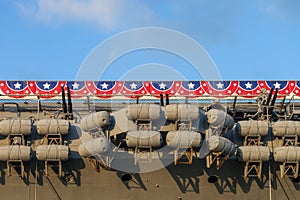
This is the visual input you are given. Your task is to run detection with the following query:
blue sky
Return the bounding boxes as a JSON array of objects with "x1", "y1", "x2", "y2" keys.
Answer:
[{"x1": 1, "y1": 0, "x2": 300, "y2": 80}]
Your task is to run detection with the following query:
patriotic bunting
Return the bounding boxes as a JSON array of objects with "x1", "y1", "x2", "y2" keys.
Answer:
[
  {"x1": 86, "y1": 81, "x2": 123, "y2": 98},
  {"x1": 237, "y1": 81, "x2": 261, "y2": 97},
  {"x1": 65, "y1": 81, "x2": 89, "y2": 98},
  {"x1": 119, "y1": 81, "x2": 147, "y2": 98},
  {"x1": 144, "y1": 81, "x2": 181, "y2": 96},
  {"x1": 28, "y1": 81, "x2": 65, "y2": 99},
  {"x1": 0, "y1": 80, "x2": 299, "y2": 99},
  {"x1": 258, "y1": 81, "x2": 296, "y2": 96},
  {"x1": 0, "y1": 81, "x2": 31, "y2": 98},
  {"x1": 177, "y1": 81, "x2": 204, "y2": 96},
  {"x1": 202, "y1": 81, "x2": 238, "y2": 96}
]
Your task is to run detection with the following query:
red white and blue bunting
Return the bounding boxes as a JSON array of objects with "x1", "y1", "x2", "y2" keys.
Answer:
[
  {"x1": 202, "y1": 81, "x2": 238, "y2": 96},
  {"x1": 258, "y1": 81, "x2": 296, "y2": 96},
  {"x1": 1, "y1": 80, "x2": 300, "y2": 99},
  {"x1": 119, "y1": 81, "x2": 147, "y2": 98},
  {"x1": 0, "y1": 81, "x2": 31, "y2": 98},
  {"x1": 28, "y1": 81, "x2": 65, "y2": 98},
  {"x1": 237, "y1": 81, "x2": 261, "y2": 97},
  {"x1": 177, "y1": 81, "x2": 204, "y2": 96},
  {"x1": 65, "y1": 81, "x2": 89, "y2": 98},
  {"x1": 144, "y1": 81, "x2": 181, "y2": 96},
  {"x1": 86, "y1": 81, "x2": 123, "y2": 98}
]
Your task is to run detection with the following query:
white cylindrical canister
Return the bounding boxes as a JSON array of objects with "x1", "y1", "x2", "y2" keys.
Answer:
[
  {"x1": 273, "y1": 146, "x2": 300, "y2": 162},
  {"x1": 237, "y1": 146, "x2": 270, "y2": 162},
  {"x1": 165, "y1": 104, "x2": 199, "y2": 121},
  {"x1": 235, "y1": 120, "x2": 269, "y2": 137},
  {"x1": 36, "y1": 145, "x2": 69, "y2": 161},
  {"x1": 126, "y1": 104, "x2": 161, "y2": 121},
  {"x1": 272, "y1": 121, "x2": 300, "y2": 137},
  {"x1": 37, "y1": 119, "x2": 70, "y2": 135},
  {"x1": 78, "y1": 137, "x2": 109, "y2": 157},
  {"x1": 0, "y1": 119, "x2": 32, "y2": 136},
  {"x1": 208, "y1": 135, "x2": 236, "y2": 156},
  {"x1": 0, "y1": 145, "x2": 32, "y2": 161},
  {"x1": 206, "y1": 109, "x2": 234, "y2": 130},
  {"x1": 126, "y1": 131, "x2": 162, "y2": 148},
  {"x1": 166, "y1": 131, "x2": 202, "y2": 148},
  {"x1": 80, "y1": 111, "x2": 111, "y2": 131}
]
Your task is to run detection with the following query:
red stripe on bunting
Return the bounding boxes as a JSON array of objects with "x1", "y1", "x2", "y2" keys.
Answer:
[
  {"x1": 0, "y1": 81, "x2": 31, "y2": 98},
  {"x1": 293, "y1": 81, "x2": 300, "y2": 96},
  {"x1": 202, "y1": 81, "x2": 238, "y2": 96},
  {"x1": 258, "y1": 81, "x2": 296, "y2": 97},
  {"x1": 236, "y1": 81, "x2": 261, "y2": 97},
  {"x1": 28, "y1": 81, "x2": 65, "y2": 99},
  {"x1": 86, "y1": 81, "x2": 123, "y2": 98},
  {"x1": 119, "y1": 81, "x2": 147, "y2": 98},
  {"x1": 64, "y1": 81, "x2": 89, "y2": 98},
  {"x1": 144, "y1": 81, "x2": 181, "y2": 97},
  {"x1": 176, "y1": 81, "x2": 205, "y2": 96}
]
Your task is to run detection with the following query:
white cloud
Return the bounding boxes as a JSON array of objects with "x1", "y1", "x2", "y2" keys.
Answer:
[
  {"x1": 260, "y1": 0, "x2": 300, "y2": 21},
  {"x1": 14, "y1": 0, "x2": 256, "y2": 44},
  {"x1": 16, "y1": 0, "x2": 157, "y2": 31}
]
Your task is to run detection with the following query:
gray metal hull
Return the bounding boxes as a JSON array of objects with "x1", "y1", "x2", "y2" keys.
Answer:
[{"x1": 1, "y1": 159, "x2": 299, "y2": 200}]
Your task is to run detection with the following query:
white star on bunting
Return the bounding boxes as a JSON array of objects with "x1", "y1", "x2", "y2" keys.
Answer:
[
  {"x1": 216, "y1": 82, "x2": 224, "y2": 89},
  {"x1": 72, "y1": 82, "x2": 79, "y2": 89},
  {"x1": 159, "y1": 82, "x2": 166, "y2": 89},
  {"x1": 101, "y1": 82, "x2": 108, "y2": 89},
  {"x1": 14, "y1": 82, "x2": 21, "y2": 89},
  {"x1": 188, "y1": 82, "x2": 195, "y2": 89},
  {"x1": 245, "y1": 82, "x2": 252, "y2": 89},
  {"x1": 273, "y1": 82, "x2": 281, "y2": 89},
  {"x1": 130, "y1": 82, "x2": 137, "y2": 89},
  {"x1": 43, "y1": 82, "x2": 51, "y2": 89}
]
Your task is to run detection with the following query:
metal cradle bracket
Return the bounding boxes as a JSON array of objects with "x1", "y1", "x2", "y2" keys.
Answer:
[
  {"x1": 206, "y1": 152, "x2": 229, "y2": 170},
  {"x1": 174, "y1": 148, "x2": 195, "y2": 165},
  {"x1": 283, "y1": 135, "x2": 298, "y2": 146},
  {"x1": 244, "y1": 161, "x2": 262, "y2": 179},
  {"x1": 88, "y1": 155, "x2": 110, "y2": 172},
  {"x1": 134, "y1": 146, "x2": 152, "y2": 165},
  {"x1": 244, "y1": 135, "x2": 262, "y2": 146},
  {"x1": 280, "y1": 161, "x2": 299, "y2": 179},
  {"x1": 7, "y1": 160, "x2": 24, "y2": 177},
  {"x1": 45, "y1": 160, "x2": 62, "y2": 177}
]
